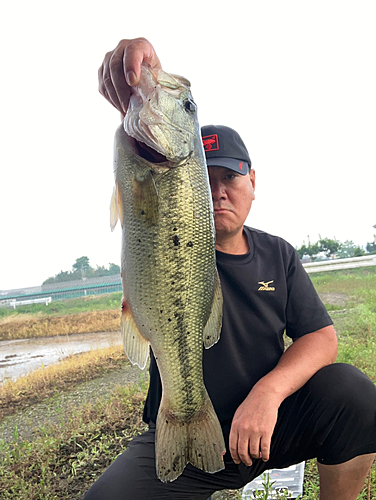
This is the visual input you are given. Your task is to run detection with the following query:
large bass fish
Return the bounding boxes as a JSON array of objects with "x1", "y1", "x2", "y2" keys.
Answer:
[{"x1": 110, "y1": 64, "x2": 225, "y2": 482}]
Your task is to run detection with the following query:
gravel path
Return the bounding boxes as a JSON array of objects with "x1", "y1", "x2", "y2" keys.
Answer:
[{"x1": 0, "y1": 363, "x2": 145, "y2": 443}]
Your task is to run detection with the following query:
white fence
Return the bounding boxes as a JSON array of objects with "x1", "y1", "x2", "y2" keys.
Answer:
[
  {"x1": 303, "y1": 255, "x2": 376, "y2": 274},
  {"x1": 9, "y1": 297, "x2": 52, "y2": 309}
]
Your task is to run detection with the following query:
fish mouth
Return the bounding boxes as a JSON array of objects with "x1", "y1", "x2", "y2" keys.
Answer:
[
  {"x1": 129, "y1": 135, "x2": 191, "y2": 168},
  {"x1": 134, "y1": 139, "x2": 169, "y2": 164}
]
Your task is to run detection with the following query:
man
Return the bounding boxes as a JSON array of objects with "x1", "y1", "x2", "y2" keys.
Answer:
[{"x1": 85, "y1": 38, "x2": 376, "y2": 499}]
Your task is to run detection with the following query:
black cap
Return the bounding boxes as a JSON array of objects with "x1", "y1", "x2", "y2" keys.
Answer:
[{"x1": 201, "y1": 125, "x2": 252, "y2": 175}]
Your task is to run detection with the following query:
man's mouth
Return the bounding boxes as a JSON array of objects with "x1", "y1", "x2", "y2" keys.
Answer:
[{"x1": 214, "y1": 208, "x2": 231, "y2": 213}]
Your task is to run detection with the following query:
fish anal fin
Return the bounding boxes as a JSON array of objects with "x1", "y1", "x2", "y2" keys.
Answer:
[
  {"x1": 121, "y1": 301, "x2": 149, "y2": 369},
  {"x1": 155, "y1": 395, "x2": 225, "y2": 483},
  {"x1": 203, "y1": 269, "x2": 223, "y2": 349}
]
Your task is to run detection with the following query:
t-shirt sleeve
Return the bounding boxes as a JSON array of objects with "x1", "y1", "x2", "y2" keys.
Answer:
[{"x1": 284, "y1": 246, "x2": 333, "y2": 339}]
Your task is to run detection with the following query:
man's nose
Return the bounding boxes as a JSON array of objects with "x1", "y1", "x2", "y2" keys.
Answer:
[{"x1": 210, "y1": 181, "x2": 226, "y2": 200}]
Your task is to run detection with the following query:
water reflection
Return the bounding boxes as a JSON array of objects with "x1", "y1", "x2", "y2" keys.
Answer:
[{"x1": 0, "y1": 331, "x2": 122, "y2": 383}]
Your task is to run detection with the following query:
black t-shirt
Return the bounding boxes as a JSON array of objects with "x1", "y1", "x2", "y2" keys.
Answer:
[{"x1": 143, "y1": 226, "x2": 333, "y2": 434}]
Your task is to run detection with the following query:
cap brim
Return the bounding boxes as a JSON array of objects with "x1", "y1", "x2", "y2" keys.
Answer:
[{"x1": 206, "y1": 157, "x2": 249, "y2": 175}]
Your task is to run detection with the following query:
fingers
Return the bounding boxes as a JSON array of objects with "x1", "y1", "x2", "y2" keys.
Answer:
[
  {"x1": 229, "y1": 426, "x2": 272, "y2": 466},
  {"x1": 98, "y1": 37, "x2": 162, "y2": 116},
  {"x1": 122, "y1": 37, "x2": 161, "y2": 86},
  {"x1": 98, "y1": 49, "x2": 128, "y2": 115}
]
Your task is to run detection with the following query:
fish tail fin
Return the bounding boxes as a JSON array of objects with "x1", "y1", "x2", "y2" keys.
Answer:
[{"x1": 155, "y1": 395, "x2": 225, "y2": 482}]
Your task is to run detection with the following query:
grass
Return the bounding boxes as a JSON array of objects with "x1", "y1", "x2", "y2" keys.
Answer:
[
  {"x1": 0, "y1": 293, "x2": 123, "y2": 341},
  {"x1": 0, "y1": 292, "x2": 122, "y2": 320},
  {"x1": 0, "y1": 385, "x2": 147, "y2": 499},
  {"x1": 0, "y1": 267, "x2": 375, "y2": 498},
  {"x1": 0, "y1": 345, "x2": 127, "y2": 420},
  {"x1": 0, "y1": 309, "x2": 121, "y2": 341},
  {"x1": 311, "y1": 266, "x2": 376, "y2": 383}
]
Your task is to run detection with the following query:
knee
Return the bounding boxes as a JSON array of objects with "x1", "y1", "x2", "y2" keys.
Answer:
[{"x1": 309, "y1": 363, "x2": 376, "y2": 420}]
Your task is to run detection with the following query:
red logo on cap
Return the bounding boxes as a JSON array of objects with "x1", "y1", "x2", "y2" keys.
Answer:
[
  {"x1": 202, "y1": 134, "x2": 219, "y2": 152},
  {"x1": 239, "y1": 162, "x2": 243, "y2": 170}
]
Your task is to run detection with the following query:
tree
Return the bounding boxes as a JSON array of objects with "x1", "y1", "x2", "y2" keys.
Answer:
[
  {"x1": 42, "y1": 257, "x2": 120, "y2": 285},
  {"x1": 317, "y1": 237, "x2": 341, "y2": 258},
  {"x1": 366, "y1": 241, "x2": 376, "y2": 254},
  {"x1": 109, "y1": 263, "x2": 120, "y2": 274},
  {"x1": 72, "y1": 256, "x2": 92, "y2": 274},
  {"x1": 296, "y1": 242, "x2": 320, "y2": 260},
  {"x1": 337, "y1": 240, "x2": 365, "y2": 259}
]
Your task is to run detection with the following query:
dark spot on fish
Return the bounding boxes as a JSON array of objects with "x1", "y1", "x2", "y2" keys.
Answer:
[
  {"x1": 198, "y1": 453, "x2": 202, "y2": 457},
  {"x1": 187, "y1": 241, "x2": 193, "y2": 247},
  {"x1": 166, "y1": 420, "x2": 168, "y2": 424},
  {"x1": 172, "y1": 456, "x2": 181, "y2": 470},
  {"x1": 138, "y1": 239, "x2": 141, "y2": 243},
  {"x1": 168, "y1": 318, "x2": 171, "y2": 322},
  {"x1": 160, "y1": 310, "x2": 163, "y2": 314},
  {"x1": 173, "y1": 235, "x2": 180, "y2": 246},
  {"x1": 171, "y1": 281, "x2": 175, "y2": 285},
  {"x1": 141, "y1": 210, "x2": 145, "y2": 215}
]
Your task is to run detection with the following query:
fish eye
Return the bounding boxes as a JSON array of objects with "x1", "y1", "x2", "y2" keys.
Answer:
[{"x1": 183, "y1": 99, "x2": 197, "y2": 113}]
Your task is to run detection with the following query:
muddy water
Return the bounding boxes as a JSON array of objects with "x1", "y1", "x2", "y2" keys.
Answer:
[{"x1": 0, "y1": 331, "x2": 122, "y2": 383}]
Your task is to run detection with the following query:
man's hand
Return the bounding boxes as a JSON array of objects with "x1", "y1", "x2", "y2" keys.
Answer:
[
  {"x1": 229, "y1": 326, "x2": 338, "y2": 466},
  {"x1": 229, "y1": 385, "x2": 281, "y2": 466},
  {"x1": 98, "y1": 38, "x2": 162, "y2": 117}
]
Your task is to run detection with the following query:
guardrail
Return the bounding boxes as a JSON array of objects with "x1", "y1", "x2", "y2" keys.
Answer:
[
  {"x1": 303, "y1": 255, "x2": 376, "y2": 274},
  {"x1": 9, "y1": 297, "x2": 52, "y2": 309}
]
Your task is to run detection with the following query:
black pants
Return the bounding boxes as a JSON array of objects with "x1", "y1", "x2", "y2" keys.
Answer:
[{"x1": 83, "y1": 364, "x2": 376, "y2": 500}]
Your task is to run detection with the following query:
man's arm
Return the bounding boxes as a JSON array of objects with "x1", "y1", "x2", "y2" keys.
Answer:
[
  {"x1": 98, "y1": 38, "x2": 162, "y2": 118},
  {"x1": 229, "y1": 324, "x2": 338, "y2": 466}
]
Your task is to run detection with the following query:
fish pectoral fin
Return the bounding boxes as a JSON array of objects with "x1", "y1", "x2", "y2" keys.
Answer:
[
  {"x1": 110, "y1": 183, "x2": 123, "y2": 231},
  {"x1": 203, "y1": 269, "x2": 223, "y2": 349},
  {"x1": 155, "y1": 395, "x2": 225, "y2": 483},
  {"x1": 133, "y1": 171, "x2": 159, "y2": 225},
  {"x1": 121, "y1": 304, "x2": 149, "y2": 369}
]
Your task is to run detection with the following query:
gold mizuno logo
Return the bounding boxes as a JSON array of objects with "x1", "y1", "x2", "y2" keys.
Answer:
[{"x1": 258, "y1": 280, "x2": 275, "y2": 291}]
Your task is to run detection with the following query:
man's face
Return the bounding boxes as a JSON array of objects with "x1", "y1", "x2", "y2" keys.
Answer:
[{"x1": 207, "y1": 166, "x2": 256, "y2": 238}]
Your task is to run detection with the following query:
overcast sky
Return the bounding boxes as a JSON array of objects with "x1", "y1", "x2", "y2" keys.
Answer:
[{"x1": 1, "y1": 1, "x2": 375, "y2": 291}]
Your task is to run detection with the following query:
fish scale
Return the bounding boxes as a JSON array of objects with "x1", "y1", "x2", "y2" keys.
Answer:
[{"x1": 110, "y1": 64, "x2": 225, "y2": 482}]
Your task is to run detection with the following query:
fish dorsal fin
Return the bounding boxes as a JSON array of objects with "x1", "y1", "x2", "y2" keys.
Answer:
[
  {"x1": 121, "y1": 300, "x2": 150, "y2": 369},
  {"x1": 203, "y1": 269, "x2": 223, "y2": 349},
  {"x1": 110, "y1": 183, "x2": 123, "y2": 231}
]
